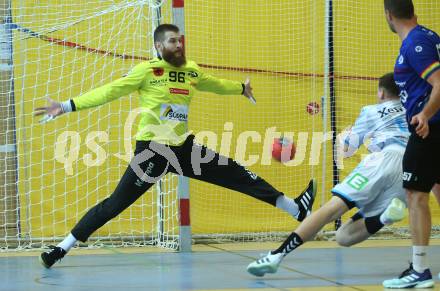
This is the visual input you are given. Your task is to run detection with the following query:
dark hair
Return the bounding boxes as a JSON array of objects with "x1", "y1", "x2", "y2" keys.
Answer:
[
  {"x1": 384, "y1": 0, "x2": 414, "y2": 19},
  {"x1": 379, "y1": 72, "x2": 400, "y2": 97},
  {"x1": 153, "y1": 24, "x2": 180, "y2": 43}
]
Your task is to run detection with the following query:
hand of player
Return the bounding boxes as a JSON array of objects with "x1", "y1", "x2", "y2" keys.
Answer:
[
  {"x1": 243, "y1": 77, "x2": 256, "y2": 104},
  {"x1": 337, "y1": 126, "x2": 352, "y2": 144},
  {"x1": 411, "y1": 112, "x2": 430, "y2": 138},
  {"x1": 336, "y1": 126, "x2": 356, "y2": 158},
  {"x1": 34, "y1": 97, "x2": 64, "y2": 123}
]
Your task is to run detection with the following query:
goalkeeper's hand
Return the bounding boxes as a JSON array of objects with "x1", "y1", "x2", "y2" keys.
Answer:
[
  {"x1": 243, "y1": 77, "x2": 256, "y2": 104},
  {"x1": 34, "y1": 97, "x2": 64, "y2": 124}
]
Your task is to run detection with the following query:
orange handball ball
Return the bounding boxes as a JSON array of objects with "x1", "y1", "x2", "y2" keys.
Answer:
[{"x1": 272, "y1": 137, "x2": 296, "y2": 163}]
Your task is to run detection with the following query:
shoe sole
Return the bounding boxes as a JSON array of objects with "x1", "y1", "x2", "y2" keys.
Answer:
[
  {"x1": 310, "y1": 178, "x2": 317, "y2": 199},
  {"x1": 384, "y1": 279, "x2": 434, "y2": 289},
  {"x1": 413, "y1": 280, "x2": 435, "y2": 288},
  {"x1": 39, "y1": 255, "x2": 51, "y2": 269},
  {"x1": 247, "y1": 264, "x2": 278, "y2": 277}
]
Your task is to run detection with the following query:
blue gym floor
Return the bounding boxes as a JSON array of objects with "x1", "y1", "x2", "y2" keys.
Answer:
[{"x1": 1, "y1": 240, "x2": 439, "y2": 291}]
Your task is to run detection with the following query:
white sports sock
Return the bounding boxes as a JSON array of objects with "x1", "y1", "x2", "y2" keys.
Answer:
[
  {"x1": 276, "y1": 195, "x2": 299, "y2": 216},
  {"x1": 57, "y1": 233, "x2": 78, "y2": 253},
  {"x1": 412, "y1": 245, "x2": 428, "y2": 273}
]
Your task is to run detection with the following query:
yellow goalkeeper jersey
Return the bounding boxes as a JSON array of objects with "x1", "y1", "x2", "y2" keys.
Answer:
[{"x1": 72, "y1": 57, "x2": 243, "y2": 145}]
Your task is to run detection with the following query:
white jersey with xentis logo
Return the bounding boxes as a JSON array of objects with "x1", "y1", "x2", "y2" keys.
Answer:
[
  {"x1": 333, "y1": 99, "x2": 410, "y2": 217},
  {"x1": 343, "y1": 100, "x2": 410, "y2": 152}
]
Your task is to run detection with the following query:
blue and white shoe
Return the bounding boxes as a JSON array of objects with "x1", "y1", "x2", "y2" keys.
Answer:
[
  {"x1": 383, "y1": 268, "x2": 434, "y2": 289},
  {"x1": 398, "y1": 262, "x2": 413, "y2": 278}
]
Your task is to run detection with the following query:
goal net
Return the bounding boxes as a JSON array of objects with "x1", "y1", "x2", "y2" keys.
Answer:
[
  {"x1": 1, "y1": 0, "x2": 180, "y2": 250},
  {"x1": 1, "y1": 0, "x2": 439, "y2": 251},
  {"x1": 186, "y1": 0, "x2": 440, "y2": 242}
]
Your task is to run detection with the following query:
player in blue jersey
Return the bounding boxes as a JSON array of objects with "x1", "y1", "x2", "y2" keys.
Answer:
[
  {"x1": 383, "y1": 0, "x2": 440, "y2": 288},
  {"x1": 246, "y1": 73, "x2": 409, "y2": 277}
]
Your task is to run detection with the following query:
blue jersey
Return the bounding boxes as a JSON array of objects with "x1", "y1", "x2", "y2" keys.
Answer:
[
  {"x1": 394, "y1": 25, "x2": 440, "y2": 125},
  {"x1": 343, "y1": 100, "x2": 409, "y2": 153}
]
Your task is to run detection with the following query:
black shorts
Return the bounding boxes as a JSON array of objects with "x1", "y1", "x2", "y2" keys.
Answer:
[{"x1": 402, "y1": 123, "x2": 440, "y2": 192}]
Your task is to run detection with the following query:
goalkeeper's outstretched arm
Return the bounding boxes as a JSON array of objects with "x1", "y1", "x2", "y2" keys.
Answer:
[
  {"x1": 194, "y1": 67, "x2": 256, "y2": 104},
  {"x1": 34, "y1": 62, "x2": 148, "y2": 123}
]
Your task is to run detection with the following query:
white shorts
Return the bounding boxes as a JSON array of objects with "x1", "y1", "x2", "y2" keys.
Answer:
[{"x1": 332, "y1": 145, "x2": 407, "y2": 217}]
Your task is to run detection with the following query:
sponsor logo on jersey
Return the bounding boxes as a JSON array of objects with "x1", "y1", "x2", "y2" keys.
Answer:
[
  {"x1": 160, "y1": 104, "x2": 188, "y2": 122},
  {"x1": 153, "y1": 67, "x2": 164, "y2": 76},
  {"x1": 149, "y1": 79, "x2": 167, "y2": 86},
  {"x1": 187, "y1": 71, "x2": 198, "y2": 78},
  {"x1": 395, "y1": 81, "x2": 406, "y2": 87},
  {"x1": 415, "y1": 46, "x2": 423, "y2": 53},
  {"x1": 169, "y1": 88, "x2": 189, "y2": 95},
  {"x1": 378, "y1": 105, "x2": 404, "y2": 118},
  {"x1": 347, "y1": 173, "x2": 369, "y2": 190}
]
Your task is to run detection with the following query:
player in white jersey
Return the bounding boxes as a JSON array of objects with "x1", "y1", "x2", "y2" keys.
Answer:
[{"x1": 246, "y1": 73, "x2": 410, "y2": 277}]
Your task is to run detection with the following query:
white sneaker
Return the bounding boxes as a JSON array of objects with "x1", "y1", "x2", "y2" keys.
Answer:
[
  {"x1": 381, "y1": 198, "x2": 406, "y2": 225},
  {"x1": 247, "y1": 252, "x2": 284, "y2": 277}
]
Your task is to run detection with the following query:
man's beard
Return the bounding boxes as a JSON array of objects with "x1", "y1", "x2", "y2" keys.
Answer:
[{"x1": 162, "y1": 49, "x2": 186, "y2": 67}]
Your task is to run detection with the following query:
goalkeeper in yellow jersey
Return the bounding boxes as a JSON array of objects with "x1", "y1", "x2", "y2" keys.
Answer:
[{"x1": 35, "y1": 24, "x2": 316, "y2": 268}]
